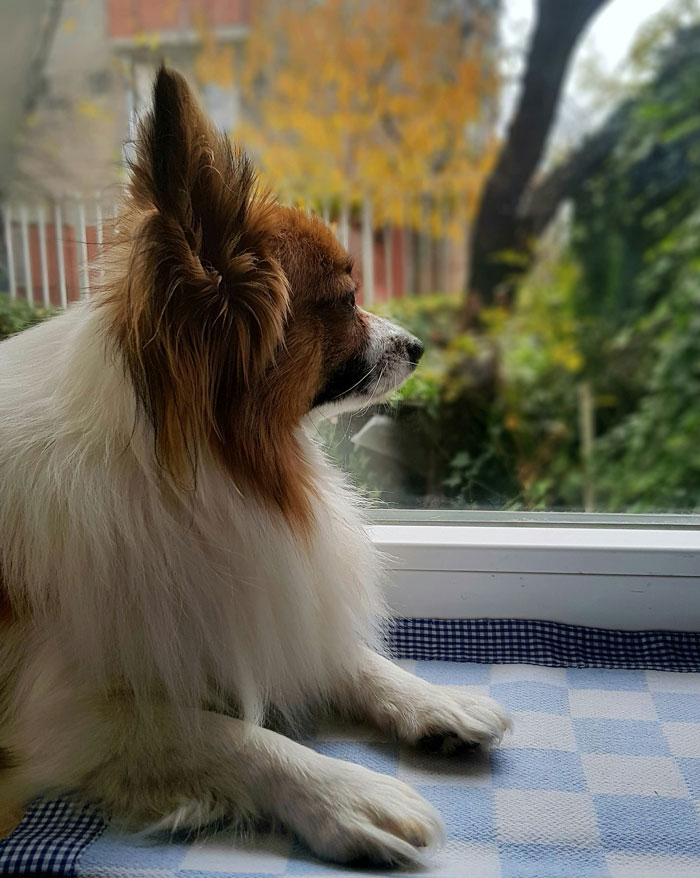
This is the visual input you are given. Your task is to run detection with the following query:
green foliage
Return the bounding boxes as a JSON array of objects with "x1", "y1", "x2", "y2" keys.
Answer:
[
  {"x1": 324, "y1": 25, "x2": 700, "y2": 512},
  {"x1": 571, "y1": 25, "x2": 700, "y2": 511},
  {"x1": 592, "y1": 210, "x2": 700, "y2": 511},
  {"x1": 575, "y1": 26, "x2": 700, "y2": 325},
  {"x1": 0, "y1": 294, "x2": 54, "y2": 341},
  {"x1": 320, "y1": 294, "x2": 520, "y2": 509}
]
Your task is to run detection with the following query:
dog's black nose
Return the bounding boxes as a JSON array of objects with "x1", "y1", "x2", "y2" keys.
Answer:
[{"x1": 406, "y1": 336, "x2": 424, "y2": 365}]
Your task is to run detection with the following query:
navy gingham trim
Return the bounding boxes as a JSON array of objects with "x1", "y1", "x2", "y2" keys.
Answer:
[
  {"x1": 0, "y1": 798, "x2": 104, "y2": 877},
  {"x1": 387, "y1": 618, "x2": 700, "y2": 671}
]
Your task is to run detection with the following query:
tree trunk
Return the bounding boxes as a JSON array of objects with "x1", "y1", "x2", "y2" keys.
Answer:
[{"x1": 464, "y1": 0, "x2": 611, "y2": 320}]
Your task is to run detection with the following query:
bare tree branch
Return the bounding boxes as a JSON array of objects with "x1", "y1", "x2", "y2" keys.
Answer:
[
  {"x1": 464, "y1": 0, "x2": 611, "y2": 319},
  {"x1": 521, "y1": 106, "x2": 624, "y2": 238}
]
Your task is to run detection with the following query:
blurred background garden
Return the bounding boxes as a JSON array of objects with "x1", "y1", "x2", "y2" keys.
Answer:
[{"x1": 2, "y1": 0, "x2": 700, "y2": 513}]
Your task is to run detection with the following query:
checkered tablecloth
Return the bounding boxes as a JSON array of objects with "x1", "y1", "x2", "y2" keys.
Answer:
[
  {"x1": 3, "y1": 659, "x2": 700, "y2": 877},
  {"x1": 387, "y1": 619, "x2": 700, "y2": 671}
]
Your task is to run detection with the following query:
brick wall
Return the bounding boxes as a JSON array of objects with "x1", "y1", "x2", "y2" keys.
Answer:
[{"x1": 108, "y1": 0, "x2": 251, "y2": 38}]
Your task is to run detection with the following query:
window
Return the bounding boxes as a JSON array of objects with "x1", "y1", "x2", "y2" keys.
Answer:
[
  {"x1": 373, "y1": 515, "x2": 700, "y2": 626},
  {"x1": 3, "y1": 0, "x2": 700, "y2": 521}
]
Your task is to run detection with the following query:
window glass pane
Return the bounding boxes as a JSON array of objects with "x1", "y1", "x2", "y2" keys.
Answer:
[{"x1": 2, "y1": 0, "x2": 699, "y2": 514}]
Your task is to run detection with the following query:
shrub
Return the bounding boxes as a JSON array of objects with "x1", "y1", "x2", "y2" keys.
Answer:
[{"x1": 0, "y1": 294, "x2": 54, "y2": 341}]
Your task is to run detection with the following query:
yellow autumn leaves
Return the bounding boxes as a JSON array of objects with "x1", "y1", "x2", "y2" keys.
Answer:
[{"x1": 196, "y1": 0, "x2": 499, "y2": 236}]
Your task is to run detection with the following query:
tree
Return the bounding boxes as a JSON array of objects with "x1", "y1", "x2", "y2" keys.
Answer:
[
  {"x1": 465, "y1": 0, "x2": 611, "y2": 319},
  {"x1": 234, "y1": 0, "x2": 498, "y2": 239}
]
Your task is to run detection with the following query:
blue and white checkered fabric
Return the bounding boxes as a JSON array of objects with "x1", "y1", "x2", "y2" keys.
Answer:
[
  {"x1": 3, "y1": 658, "x2": 700, "y2": 877},
  {"x1": 0, "y1": 798, "x2": 102, "y2": 877},
  {"x1": 388, "y1": 619, "x2": 700, "y2": 671}
]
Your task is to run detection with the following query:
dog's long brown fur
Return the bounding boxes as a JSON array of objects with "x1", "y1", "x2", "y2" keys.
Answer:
[{"x1": 100, "y1": 68, "x2": 368, "y2": 527}]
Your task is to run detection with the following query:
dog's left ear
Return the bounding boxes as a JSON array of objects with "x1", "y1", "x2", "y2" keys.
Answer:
[
  {"x1": 128, "y1": 66, "x2": 288, "y2": 385},
  {"x1": 113, "y1": 67, "x2": 289, "y2": 484}
]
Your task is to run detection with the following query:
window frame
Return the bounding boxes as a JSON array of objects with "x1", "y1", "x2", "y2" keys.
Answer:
[{"x1": 369, "y1": 511, "x2": 700, "y2": 631}]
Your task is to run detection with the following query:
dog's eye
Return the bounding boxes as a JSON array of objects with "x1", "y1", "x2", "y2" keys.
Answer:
[{"x1": 345, "y1": 290, "x2": 356, "y2": 311}]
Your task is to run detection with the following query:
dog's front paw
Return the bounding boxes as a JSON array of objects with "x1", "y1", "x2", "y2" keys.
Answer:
[
  {"x1": 396, "y1": 687, "x2": 512, "y2": 753},
  {"x1": 280, "y1": 758, "x2": 444, "y2": 866}
]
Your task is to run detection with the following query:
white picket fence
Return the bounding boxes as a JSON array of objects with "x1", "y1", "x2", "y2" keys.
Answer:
[
  {"x1": 2, "y1": 194, "x2": 457, "y2": 309},
  {"x1": 2, "y1": 197, "x2": 118, "y2": 307}
]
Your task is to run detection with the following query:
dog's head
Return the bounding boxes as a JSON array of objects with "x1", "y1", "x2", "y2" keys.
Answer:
[{"x1": 104, "y1": 67, "x2": 422, "y2": 524}]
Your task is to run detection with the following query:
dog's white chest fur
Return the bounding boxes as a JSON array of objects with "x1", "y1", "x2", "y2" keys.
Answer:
[{"x1": 0, "y1": 305, "x2": 383, "y2": 722}]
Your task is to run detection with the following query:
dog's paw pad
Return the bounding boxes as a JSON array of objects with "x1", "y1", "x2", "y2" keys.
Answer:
[{"x1": 418, "y1": 731, "x2": 480, "y2": 755}]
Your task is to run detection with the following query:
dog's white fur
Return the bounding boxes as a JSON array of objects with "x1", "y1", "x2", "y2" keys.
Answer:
[
  {"x1": 0, "y1": 77, "x2": 511, "y2": 865},
  {"x1": 0, "y1": 305, "x2": 383, "y2": 727},
  {"x1": 0, "y1": 301, "x2": 510, "y2": 863}
]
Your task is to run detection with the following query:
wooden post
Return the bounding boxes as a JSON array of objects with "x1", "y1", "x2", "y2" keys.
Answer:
[
  {"x1": 77, "y1": 199, "x2": 90, "y2": 299},
  {"x1": 418, "y1": 195, "x2": 431, "y2": 296},
  {"x1": 339, "y1": 201, "x2": 350, "y2": 250},
  {"x1": 403, "y1": 226, "x2": 414, "y2": 297},
  {"x1": 579, "y1": 380, "x2": 596, "y2": 512},
  {"x1": 95, "y1": 195, "x2": 104, "y2": 284},
  {"x1": 439, "y1": 202, "x2": 450, "y2": 293},
  {"x1": 19, "y1": 205, "x2": 33, "y2": 305},
  {"x1": 362, "y1": 197, "x2": 374, "y2": 307},
  {"x1": 54, "y1": 202, "x2": 68, "y2": 308},
  {"x1": 2, "y1": 204, "x2": 16, "y2": 299},
  {"x1": 37, "y1": 205, "x2": 50, "y2": 307},
  {"x1": 384, "y1": 223, "x2": 393, "y2": 300}
]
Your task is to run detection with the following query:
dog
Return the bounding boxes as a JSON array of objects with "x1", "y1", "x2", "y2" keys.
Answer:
[{"x1": 0, "y1": 67, "x2": 510, "y2": 865}]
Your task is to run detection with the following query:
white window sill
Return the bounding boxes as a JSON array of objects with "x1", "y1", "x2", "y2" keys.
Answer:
[{"x1": 370, "y1": 523, "x2": 700, "y2": 631}]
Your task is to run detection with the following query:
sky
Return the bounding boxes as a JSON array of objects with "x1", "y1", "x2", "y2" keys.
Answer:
[
  {"x1": 503, "y1": 0, "x2": 670, "y2": 68},
  {"x1": 501, "y1": 0, "x2": 673, "y2": 145}
]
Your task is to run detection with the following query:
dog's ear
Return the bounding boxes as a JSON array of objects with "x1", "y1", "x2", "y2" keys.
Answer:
[
  {"x1": 113, "y1": 67, "x2": 288, "y2": 485},
  {"x1": 128, "y1": 66, "x2": 288, "y2": 384}
]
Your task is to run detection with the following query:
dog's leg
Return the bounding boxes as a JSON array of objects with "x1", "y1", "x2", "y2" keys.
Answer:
[
  {"x1": 8, "y1": 689, "x2": 444, "y2": 867},
  {"x1": 336, "y1": 649, "x2": 511, "y2": 753},
  {"x1": 188, "y1": 712, "x2": 445, "y2": 864}
]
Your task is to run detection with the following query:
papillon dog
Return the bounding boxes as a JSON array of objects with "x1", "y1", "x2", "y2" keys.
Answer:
[{"x1": 0, "y1": 68, "x2": 509, "y2": 865}]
